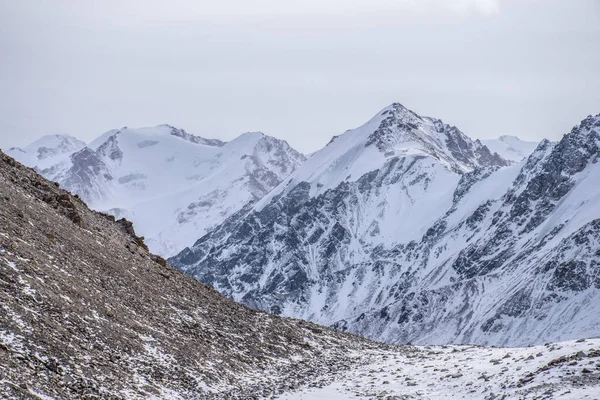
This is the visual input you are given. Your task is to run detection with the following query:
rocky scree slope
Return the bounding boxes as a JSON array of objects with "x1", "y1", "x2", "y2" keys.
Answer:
[
  {"x1": 171, "y1": 105, "x2": 600, "y2": 347},
  {"x1": 0, "y1": 150, "x2": 383, "y2": 399},
  {"x1": 6, "y1": 125, "x2": 306, "y2": 257}
]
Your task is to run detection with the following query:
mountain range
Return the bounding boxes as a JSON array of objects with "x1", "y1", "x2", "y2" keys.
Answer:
[
  {"x1": 3, "y1": 145, "x2": 599, "y2": 399},
  {"x1": 170, "y1": 103, "x2": 600, "y2": 347},
  {"x1": 7, "y1": 125, "x2": 305, "y2": 257},
  {"x1": 5, "y1": 102, "x2": 599, "y2": 348}
]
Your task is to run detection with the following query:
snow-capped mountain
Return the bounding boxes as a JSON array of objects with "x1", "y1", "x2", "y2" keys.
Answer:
[
  {"x1": 170, "y1": 104, "x2": 600, "y2": 347},
  {"x1": 481, "y1": 135, "x2": 539, "y2": 162},
  {"x1": 5, "y1": 125, "x2": 305, "y2": 257}
]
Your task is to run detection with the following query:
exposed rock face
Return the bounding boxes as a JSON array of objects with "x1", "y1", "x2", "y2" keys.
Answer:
[
  {"x1": 165, "y1": 124, "x2": 226, "y2": 147},
  {"x1": 0, "y1": 150, "x2": 382, "y2": 399},
  {"x1": 96, "y1": 132, "x2": 124, "y2": 163},
  {"x1": 171, "y1": 109, "x2": 600, "y2": 347},
  {"x1": 56, "y1": 147, "x2": 114, "y2": 205}
]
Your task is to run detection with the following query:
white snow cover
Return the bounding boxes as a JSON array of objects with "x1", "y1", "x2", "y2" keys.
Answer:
[
  {"x1": 103, "y1": 128, "x2": 304, "y2": 256},
  {"x1": 278, "y1": 338, "x2": 600, "y2": 400},
  {"x1": 481, "y1": 135, "x2": 539, "y2": 162}
]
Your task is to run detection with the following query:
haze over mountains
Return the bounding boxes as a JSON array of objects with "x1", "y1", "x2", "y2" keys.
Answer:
[{"x1": 5, "y1": 102, "x2": 600, "y2": 350}]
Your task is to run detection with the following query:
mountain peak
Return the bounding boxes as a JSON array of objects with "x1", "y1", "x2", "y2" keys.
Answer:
[
  {"x1": 226, "y1": 131, "x2": 268, "y2": 148},
  {"x1": 578, "y1": 113, "x2": 600, "y2": 135},
  {"x1": 481, "y1": 135, "x2": 540, "y2": 163},
  {"x1": 364, "y1": 103, "x2": 509, "y2": 172},
  {"x1": 378, "y1": 102, "x2": 422, "y2": 124}
]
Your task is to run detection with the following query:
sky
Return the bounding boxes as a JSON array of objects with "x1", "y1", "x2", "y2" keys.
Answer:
[{"x1": 0, "y1": 0, "x2": 599, "y2": 154}]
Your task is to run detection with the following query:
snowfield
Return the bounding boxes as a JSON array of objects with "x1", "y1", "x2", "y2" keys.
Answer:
[{"x1": 278, "y1": 338, "x2": 600, "y2": 400}]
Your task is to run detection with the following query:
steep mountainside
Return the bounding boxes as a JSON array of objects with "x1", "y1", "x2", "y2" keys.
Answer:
[
  {"x1": 0, "y1": 150, "x2": 381, "y2": 399},
  {"x1": 481, "y1": 135, "x2": 539, "y2": 162},
  {"x1": 171, "y1": 106, "x2": 600, "y2": 347},
  {"x1": 6, "y1": 125, "x2": 306, "y2": 257}
]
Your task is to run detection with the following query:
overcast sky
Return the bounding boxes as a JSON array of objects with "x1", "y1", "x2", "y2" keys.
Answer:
[{"x1": 1, "y1": 0, "x2": 599, "y2": 153}]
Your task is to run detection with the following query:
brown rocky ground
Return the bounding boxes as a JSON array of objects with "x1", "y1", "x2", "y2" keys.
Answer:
[{"x1": 0, "y1": 150, "x2": 389, "y2": 399}]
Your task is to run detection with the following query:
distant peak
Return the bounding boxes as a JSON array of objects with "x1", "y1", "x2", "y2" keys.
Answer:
[
  {"x1": 19, "y1": 134, "x2": 87, "y2": 161},
  {"x1": 228, "y1": 131, "x2": 267, "y2": 144},
  {"x1": 239, "y1": 131, "x2": 265, "y2": 139},
  {"x1": 498, "y1": 135, "x2": 519, "y2": 140},
  {"x1": 362, "y1": 102, "x2": 510, "y2": 171},
  {"x1": 379, "y1": 102, "x2": 409, "y2": 115}
]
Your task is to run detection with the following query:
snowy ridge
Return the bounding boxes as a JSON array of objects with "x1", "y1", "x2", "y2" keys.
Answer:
[
  {"x1": 5, "y1": 125, "x2": 306, "y2": 257},
  {"x1": 171, "y1": 109, "x2": 600, "y2": 347}
]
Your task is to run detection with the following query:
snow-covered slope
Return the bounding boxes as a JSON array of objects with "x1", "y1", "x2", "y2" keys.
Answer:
[
  {"x1": 481, "y1": 135, "x2": 539, "y2": 162},
  {"x1": 5, "y1": 125, "x2": 305, "y2": 257},
  {"x1": 281, "y1": 338, "x2": 600, "y2": 400},
  {"x1": 170, "y1": 106, "x2": 600, "y2": 347}
]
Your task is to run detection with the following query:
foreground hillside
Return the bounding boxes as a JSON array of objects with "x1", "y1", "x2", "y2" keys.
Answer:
[
  {"x1": 0, "y1": 150, "x2": 376, "y2": 399},
  {"x1": 1, "y1": 151, "x2": 599, "y2": 399}
]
